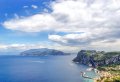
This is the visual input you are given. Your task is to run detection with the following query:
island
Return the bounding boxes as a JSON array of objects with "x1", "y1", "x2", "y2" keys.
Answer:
[
  {"x1": 20, "y1": 48, "x2": 69, "y2": 56},
  {"x1": 73, "y1": 50, "x2": 120, "y2": 82}
]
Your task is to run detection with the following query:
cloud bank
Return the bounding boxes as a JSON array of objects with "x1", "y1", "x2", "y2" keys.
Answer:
[
  {"x1": 2, "y1": 0, "x2": 120, "y2": 51},
  {"x1": 0, "y1": 43, "x2": 80, "y2": 53}
]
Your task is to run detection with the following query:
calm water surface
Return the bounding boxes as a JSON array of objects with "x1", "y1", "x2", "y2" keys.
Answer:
[{"x1": 0, "y1": 55, "x2": 96, "y2": 82}]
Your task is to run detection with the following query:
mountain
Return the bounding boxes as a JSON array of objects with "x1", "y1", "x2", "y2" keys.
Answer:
[
  {"x1": 20, "y1": 48, "x2": 69, "y2": 56},
  {"x1": 73, "y1": 50, "x2": 120, "y2": 68}
]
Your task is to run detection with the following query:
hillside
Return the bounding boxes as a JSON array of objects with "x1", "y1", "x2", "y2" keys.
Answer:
[
  {"x1": 20, "y1": 48, "x2": 69, "y2": 56},
  {"x1": 73, "y1": 50, "x2": 120, "y2": 68},
  {"x1": 73, "y1": 50, "x2": 120, "y2": 82}
]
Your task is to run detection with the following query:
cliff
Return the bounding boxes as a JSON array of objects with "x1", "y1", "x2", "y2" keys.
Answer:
[
  {"x1": 20, "y1": 48, "x2": 69, "y2": 56},
  {"x1": 73, "y1": 50, "x2": 120, "y2": 68}
]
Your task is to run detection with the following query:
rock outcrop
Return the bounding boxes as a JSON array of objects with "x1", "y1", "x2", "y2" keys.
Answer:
[
  {"x1": 73, "y1": 50, "x2": 120, "y2": 68},
  {"x1": 20, "y1": 48, "x2": 69, "y2": 56}
]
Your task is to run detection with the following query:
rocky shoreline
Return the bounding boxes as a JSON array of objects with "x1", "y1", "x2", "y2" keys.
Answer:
[
  {"x1": 73, "y1": 50, "x2": 120, "y2": 68},
  {"x1": 73, "y1": 50, "x2": 120, "y2": 82}
]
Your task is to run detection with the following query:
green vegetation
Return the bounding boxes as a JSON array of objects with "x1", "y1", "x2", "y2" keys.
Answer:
[
  {"x1": 81, "y1": 50, "x2": 120, "y2": 61},
  {"x1": 93, "y1": 53, "x2": 104, "y2": 61},
  {"x1": 102, "y1": 52, "x2": 120, "y2": 60},
  {"x1": 93, "y1": 51, "x2": 120, "y2": 60},
  {"x1": 96, "y1": 64, "x2": 120, "y2": 82},
  {"x1": 75, "y1": 50, "x2": 120, "y2": 82},
  {"x1": 80, "y1": 50, "x2": 120, "y2": 61},
  {"x1": 105, "y1": 52, "x2": 120, "y2": 55},
  {"x1": 96, "y1": 76, "x2": 120, "y2": 82},
  {"x1": 95, "y1": 51, "x2": 120, "y2": 82},
  {"x1": 85, "y1": 50, "x2": 95, "y2": 56}
]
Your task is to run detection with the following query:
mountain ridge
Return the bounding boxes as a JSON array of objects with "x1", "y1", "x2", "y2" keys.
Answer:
[
  {"x1": 20, "y1": 48, "x2": 70, "y2": 56},
  {"x1": 73, "y1": 50, "x2": 120, "y2": 68}
]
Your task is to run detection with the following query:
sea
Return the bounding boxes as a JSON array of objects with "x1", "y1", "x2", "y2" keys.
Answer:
[{"x1": 0, "y1": 55, "x2": 96, "y2": 82}]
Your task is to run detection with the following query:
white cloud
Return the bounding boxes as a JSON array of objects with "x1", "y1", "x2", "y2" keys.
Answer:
[
  {"x1": 0, "y1": 43, "x2": 80, "y2": 53},
  {"x1": 14, "y1": 13, "x2": 19, "y2": 19},
  {"x1": 43, "y1": 8, "x2": 49, "y2": 13},
  {"x1": 23, "y1": 6, "x2": 29, "y2": 8},
  {"x1": 0, "y1": 44, "x2": 8, "y2": 50},
  {"x1": 31, "y1": 5, "x2": 38, "y2": 9},
  {"x1": 3, "y1": 14, "x2": 56, "y2": 32},
  {"x1": 49, "y1": 33, "x2": 92, "y2": 45},
  {"x1": 3, "y1": 0, "x2": 120, "y2": 32},
  {"x1": 0, "y1": 43, "x2": 46, "y2": 52},
  {"x1": 2, "y1": 0, "x2": 120, "y2": 51}
]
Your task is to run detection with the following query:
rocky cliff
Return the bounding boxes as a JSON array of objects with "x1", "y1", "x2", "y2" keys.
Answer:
[
  {"x1": 73, "y1": 50, "x2": 120, "y2": 68},
  {"x1": 20, "y1": 48, "x2": 69, "y2": 56}
]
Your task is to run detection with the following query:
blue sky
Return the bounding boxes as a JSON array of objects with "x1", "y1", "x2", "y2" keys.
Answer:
[
  {"x1": 1, "y1": 0, "x2": 120, "y2": 54},
  {"x1": 0, "y1": 0, "x2": 53, "y2": 21},
  {"x1": 0, "y1": 0, "x2": 54, "y2": 44}
]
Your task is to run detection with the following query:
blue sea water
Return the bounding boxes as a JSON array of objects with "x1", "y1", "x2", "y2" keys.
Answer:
[{"x1": 0, "y1": 55, "x2": 96, "y2": 82}]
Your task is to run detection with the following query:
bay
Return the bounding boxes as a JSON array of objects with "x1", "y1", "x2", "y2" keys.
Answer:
[{"x1": 0, "y1": 55, "x2": 96, "y2": 82}]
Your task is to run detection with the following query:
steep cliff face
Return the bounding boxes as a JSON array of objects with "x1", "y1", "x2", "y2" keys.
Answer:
[
  {"x1": 73, "y1": 50, "x2": 120, "y2": 68},
  {"x1": 20, "y1": 48, "x2": 68, "y2": 56}
]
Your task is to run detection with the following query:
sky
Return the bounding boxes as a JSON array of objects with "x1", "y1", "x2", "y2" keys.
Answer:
[{"x1": 0, "y1": 0, "x2": 120, "y2": 54}]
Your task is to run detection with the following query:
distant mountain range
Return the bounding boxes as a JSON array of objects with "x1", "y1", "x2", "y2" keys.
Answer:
[{"x1": 20, "y1": 48, "x2": 70, "y2": 56}]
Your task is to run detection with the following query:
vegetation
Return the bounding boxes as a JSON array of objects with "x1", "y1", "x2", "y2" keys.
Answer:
[
  {"x1": 93, "y1": 51, "x2": 120, "y2": 60},
  {"x1": 79, "y1": 50, "x2": 120, "y2": 61},
  {"x1": 93, "y1": 53, "x2": 104, "y2": 61},
  {"x1": 92, "y1": 51, "x2": 120, "y2": 82},
  {"x1": 102, "y1": 52, "x2": 120, "y2": 60},
  {"x1": 75, "y1": 50, "x2": 120, "y2": 82},
  {"x1": 96, "y1": 76, "x2": 120, "y2": 82},
  {"x1": 95, "y1": 64, "x2": 120, "y2": 82}
]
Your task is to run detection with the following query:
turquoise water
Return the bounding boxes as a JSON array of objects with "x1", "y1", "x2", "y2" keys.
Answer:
[{"x1": 0, "y1": 55, "x2": 96, "y2": 82}]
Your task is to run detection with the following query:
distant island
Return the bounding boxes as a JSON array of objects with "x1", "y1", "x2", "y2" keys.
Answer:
[
  {"x1": 20, "y1": 48, "x2": 69, "y2": 56},
  {"x1": 73, "y1": 50, "x2": 120, "y2": 82}
]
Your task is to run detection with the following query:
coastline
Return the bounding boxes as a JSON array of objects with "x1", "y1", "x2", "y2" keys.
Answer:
[
  {"x1": 94, "y1": 65, "x2": 120, "y2": 82},
  {"x1": 80, "y1": 68, "x2": 99, "y2": 82},
  {"x1": 93, "y1": 71, "x2": 111, "y2": 82}
]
